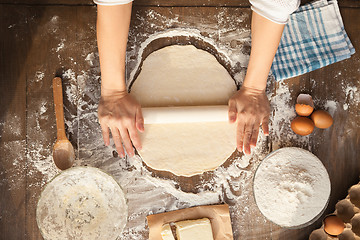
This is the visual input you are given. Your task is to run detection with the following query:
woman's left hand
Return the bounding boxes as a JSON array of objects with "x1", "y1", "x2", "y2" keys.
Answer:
[{"x1": 228, "y1": 86, "x2": 270, "y2": 154}]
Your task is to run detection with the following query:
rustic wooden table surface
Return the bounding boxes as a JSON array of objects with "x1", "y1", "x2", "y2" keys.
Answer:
[{"x1": 1, "y1": 0, "x2": 359, "y2": 239}]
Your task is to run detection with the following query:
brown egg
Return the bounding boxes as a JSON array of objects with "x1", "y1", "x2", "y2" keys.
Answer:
[
  {"x1": 336, "y1": 199, "x2": 355, "y2": 222},
  {"x1": 291, "y1": 116, "x2": 315, "y2": 136},
  {"x1": 295, "y1": 93, "x2": 314, "y2": 116},
  {"x1": 309, "y1": 229, "x2": 328, "y2": 240},
  {"x1": 338, "y1": 229, "x2": 356, "y2": 240},
  {"x1": 324, "y1": 215, "x2": 345, "y2": 236},
  {"x1": 349, "y1": 185, "x2": 360, "y2": 208},
  {"x1": 311, "y1": 110, "x2": 333, "y2": 129},
  {"x1": 351, "y1": 213, "x2": 360, "y2": 236},
  {"x1": 295, "y1": 104, "x2": 314, "y2": 116}
]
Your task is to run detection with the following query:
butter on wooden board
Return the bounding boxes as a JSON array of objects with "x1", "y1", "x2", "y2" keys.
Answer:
[{"x1": 174, "y1": 218, "x2": 214, "y2": 240}]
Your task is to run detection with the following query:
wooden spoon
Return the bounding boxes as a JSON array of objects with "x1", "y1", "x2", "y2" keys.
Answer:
[{"x1": 52, "y1": 77, "x2": 75, "y2": 170}]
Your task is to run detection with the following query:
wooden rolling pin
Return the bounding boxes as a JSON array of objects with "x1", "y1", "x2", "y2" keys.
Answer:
[{"x1": 142, "y1": 105, "x2": 229, "y2": 124}]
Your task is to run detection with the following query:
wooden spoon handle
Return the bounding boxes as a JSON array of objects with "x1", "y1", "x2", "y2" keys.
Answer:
[{"x1": 53, "y1": 77, "x2": 67, "y2": 140}]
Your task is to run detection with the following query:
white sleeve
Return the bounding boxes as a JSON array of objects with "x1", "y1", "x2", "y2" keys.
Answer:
[
  {"x1": 250, "y1": 0, "x2": 300, "y2": 24},
  {"x1": 94, "y1": 0, "x2": 133, "y2": 5}
]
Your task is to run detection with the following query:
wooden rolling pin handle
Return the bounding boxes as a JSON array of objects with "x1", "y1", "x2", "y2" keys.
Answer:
[{"x1": 53, "y1": 77, "x2": 67, "y2": 140}]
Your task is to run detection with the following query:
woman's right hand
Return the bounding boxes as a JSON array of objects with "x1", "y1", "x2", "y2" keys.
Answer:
[{"x1": 98, "y1": 89, "x2": 144, "y2": 158}]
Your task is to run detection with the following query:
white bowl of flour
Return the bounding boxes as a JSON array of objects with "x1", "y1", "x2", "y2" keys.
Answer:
[{"x1": 253, "y1": 147, "x2": 331, "y2": 228}]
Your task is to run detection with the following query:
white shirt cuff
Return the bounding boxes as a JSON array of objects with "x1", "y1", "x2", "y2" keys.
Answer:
[
  {"x1": 251, "y1": 6, "x2": 288, "y2": 24},
  {"x1": 94, "y1": 0, "x2": 133, "y2": 5},
  {"x1": 250, "y1": 0, "x2": 300, "y2": 24}
]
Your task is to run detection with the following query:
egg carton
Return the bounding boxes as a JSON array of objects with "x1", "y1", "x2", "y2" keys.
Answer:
[{"x1": 309, "y1": 184, "x2": 360, "y2": 240}]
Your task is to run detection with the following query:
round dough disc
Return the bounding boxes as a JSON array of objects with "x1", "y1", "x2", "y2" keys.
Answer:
[
  {"x1": 253, "y1": 147, "x2": 331, "y2": 228},
  {"x1": 130, "y1": 45, "x2": 237, "y2": 177},
  {"x1": 37, "y1": 167, "x2": 128, "y2": 240}
]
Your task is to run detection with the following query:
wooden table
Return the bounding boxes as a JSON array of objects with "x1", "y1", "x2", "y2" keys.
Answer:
[{"x1": 0, "y1": 0, "x2": 359, "y2": 239}]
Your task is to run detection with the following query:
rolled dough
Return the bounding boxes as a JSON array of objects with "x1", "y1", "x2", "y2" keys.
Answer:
[{"x1": 130, "y1": 45, "x2": 237, "y2": 177}]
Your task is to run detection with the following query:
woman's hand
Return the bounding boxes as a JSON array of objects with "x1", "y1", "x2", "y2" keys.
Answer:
[
  {"x1": 98, "y1": 89, "x2": 144, "y2": 158},
  {"x1": 228, "y1": 86, "x2": 270, "y2": 155}
]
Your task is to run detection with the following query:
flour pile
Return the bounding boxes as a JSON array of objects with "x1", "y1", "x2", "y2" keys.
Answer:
[{"x1": 253, "y1": 147, "x2": 331, "y2": 227}]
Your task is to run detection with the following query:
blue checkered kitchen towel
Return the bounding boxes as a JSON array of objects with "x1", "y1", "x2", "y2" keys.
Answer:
[{"x1": 271, "y1": 0, "x2": 355, "y2": 81}]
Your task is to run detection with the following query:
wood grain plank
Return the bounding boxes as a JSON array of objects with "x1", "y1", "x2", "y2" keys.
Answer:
[
  {"x1": 0, "y1": 5, "x2": 29, "y2": 240},
  {"x1": 24, "y1": 6, "x2": 81, "y2": 239}
]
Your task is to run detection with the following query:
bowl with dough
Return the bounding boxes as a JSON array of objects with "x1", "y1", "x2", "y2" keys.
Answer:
[
  {"x1": 36, "y1": 166, "x2": 128, "y2": 240},
  {"x1": 253, "y1": 147, "x2": 331, "y2": 229}
]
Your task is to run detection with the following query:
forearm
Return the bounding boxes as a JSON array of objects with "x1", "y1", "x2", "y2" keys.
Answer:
[
  {"x1": 243, "y1": 11, "x2": 285, "y2": 91},
  {"x1": 96, "y1": 3, "x2": 132, "y2": 94}
]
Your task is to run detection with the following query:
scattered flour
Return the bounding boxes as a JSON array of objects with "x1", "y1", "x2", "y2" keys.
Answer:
[
  {"x1": 63, "y1": 68, "x2": 76, "y2": 80},
  {"x1": 343, "y1": 85, "x2": 360, "y2": 110},
  {"x1": 324, "y1": 100, "x2": 337, "y2": 116},
  {"x1": 56, "y1": 38, "x2": 65, "y2": 52},
  {"x1": 85, "y1": 52, "x2": 97, "y2": 67},
  {"x1": 0, "y1": 114, "x2": 23, "y2": 138},
  {"x1": 268, "y1": 81, "x2": 309, "y2": 150},
  {"x1": 35, "y1": 71, "x2": 45, "y2": 82},
  {"x1": 39, "y1": 101, "x2": 47, "y2": 115},
  {"x1": 27, "y1": 147, "x2": 60, "y2": 185},
  {"x1": 344, "y1": 85, "x2": 358, "y2": 101},
  {"x1": 51, "y1": 15, "x2": 59, "y2": 24}
]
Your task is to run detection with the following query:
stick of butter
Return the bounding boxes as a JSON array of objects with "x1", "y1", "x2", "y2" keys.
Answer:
[
  {"x1": 175, "y1": 218, "x2": 214, "y2": 240},
  {"x1": 161, "y1": 224, "x2": 175, "y2": 240}
]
